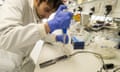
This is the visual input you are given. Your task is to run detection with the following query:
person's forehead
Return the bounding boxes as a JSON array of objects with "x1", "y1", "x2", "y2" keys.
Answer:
[{"x1": 41, "y1": 2, "x2": 51, "y2": 8}]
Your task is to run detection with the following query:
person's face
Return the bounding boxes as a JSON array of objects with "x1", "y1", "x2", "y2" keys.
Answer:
[
  {"x1": 62, "y1": 0, "x2": 67, "y2": 3},
  {"x1": 34, "y1": 0, "x2": 55, "y2": 19}
]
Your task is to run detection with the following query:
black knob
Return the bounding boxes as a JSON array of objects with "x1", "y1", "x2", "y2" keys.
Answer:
[
  {"x1": 73, "y1": 9, "x2": 76, "y2": 12},
  {"x1": 118, "y1": 32, "x2": 120, "y2": 36},
  {"x1": 78, "y1": 6, "x2": 82, "y2": 12},
  {"x1": 105, "y1": 5, "x2": 112, "y2": 15},
  {"x1": 91, "y1": 7, "x2": 95, "y2": 12},
  {"x1": 68, "y1": 1, "x2": 71, "y2": 4},
  {"x1": 118, "y1": 43, "x2": 120, "y2": 49},
  {"x1": 89, "y1": 12, "x2": 93, "y2": 16}
]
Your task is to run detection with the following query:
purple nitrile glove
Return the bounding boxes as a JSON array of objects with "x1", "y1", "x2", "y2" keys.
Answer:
[
  {"x1": 48, "y1": 5, "x2": 73, "y2": 33},
  {"x1": 56, "y1": 34, "x2": 69, "y2": 44}
]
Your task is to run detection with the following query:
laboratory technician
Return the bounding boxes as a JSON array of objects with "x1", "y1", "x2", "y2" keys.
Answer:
[{"x1": 0, "y1": 0, "x2": 72, "y2": 72}]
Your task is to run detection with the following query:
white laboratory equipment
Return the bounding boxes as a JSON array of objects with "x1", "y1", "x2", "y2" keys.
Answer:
[{"x1": 68, "y1": 0, "x2": 120, "y2": 59}]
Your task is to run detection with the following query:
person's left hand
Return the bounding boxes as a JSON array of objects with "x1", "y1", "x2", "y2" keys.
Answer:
[{"x1": 56, "y1": 34, "x2": 69, "y2": 44}]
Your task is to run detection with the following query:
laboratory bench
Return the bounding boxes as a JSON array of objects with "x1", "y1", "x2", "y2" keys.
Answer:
[
  {"x1": 33, "y1": 42, "x2": 120, "y2": 72},
  {"x1": 33, "y1": 18, "x2": 120, "y2": 72}
]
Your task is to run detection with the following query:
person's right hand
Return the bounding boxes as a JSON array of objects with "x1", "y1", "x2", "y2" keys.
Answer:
[{"x1": 48, "y1": 5, "x2": 73, "y2": 33}]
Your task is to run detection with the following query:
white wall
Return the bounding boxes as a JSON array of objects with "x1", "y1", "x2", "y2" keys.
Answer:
[{"x1": 79, "y1": 0, "x2": 120, "y2": 18}]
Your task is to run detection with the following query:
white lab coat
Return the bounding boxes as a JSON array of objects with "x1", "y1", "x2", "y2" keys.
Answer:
[{"x1": 0, "y1": 0, "x2": 56, "y2": 72}]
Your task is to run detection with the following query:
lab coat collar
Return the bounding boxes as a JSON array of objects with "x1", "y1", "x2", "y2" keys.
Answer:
[
  {"x1": 28, "y1": 0, "x2": 41, "y2": 23},
  {"x1": 28, "y1": 0, "x2": 34, "y2": 10}
]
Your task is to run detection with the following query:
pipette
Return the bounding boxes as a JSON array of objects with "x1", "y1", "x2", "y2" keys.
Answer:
[{"x1": 62, "y1": 28, "x2": 68, "y2": 55}]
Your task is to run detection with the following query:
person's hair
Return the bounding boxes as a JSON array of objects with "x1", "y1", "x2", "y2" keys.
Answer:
[{"x1": 38, "y1": 0, "x2": 64, "y2": 11}]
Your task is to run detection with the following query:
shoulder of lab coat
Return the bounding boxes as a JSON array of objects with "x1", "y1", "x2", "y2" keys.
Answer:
[{"x1": 0, "y1": 0, "x2": 56, "y2": 57}]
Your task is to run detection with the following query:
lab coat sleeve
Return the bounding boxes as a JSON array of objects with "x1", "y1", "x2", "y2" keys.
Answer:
[
  {"x1": 0, "y1": 0, "x2": 56, "y2": 56},
  {"x1": 0, "y1": 49, "x2": 23, "y2": 72}
]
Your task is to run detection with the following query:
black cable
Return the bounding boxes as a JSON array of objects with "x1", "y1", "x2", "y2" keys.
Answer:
[
  {"x1": 69, "y1": 51, "x2": 108, "y2": 72},
  {"x1": 113, "y1": 67, "x2": 120, "y2": 72},
  {"x1": 113, "y1": 65, "x2": 120, "y2": 72},
  {"x1": 39, "y1": 50, "x2": 108, "y2": 72},
  {"x1": 39, "y1": 55, "x2": 69, "y2": 68}
]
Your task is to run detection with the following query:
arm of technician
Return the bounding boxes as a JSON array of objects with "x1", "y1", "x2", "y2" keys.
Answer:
[
  {"x1": 0, "y1": 0, "x2": 72, "y2": 57},
  {"x1": 0, "y1": 0, "x2": 51, "y2": 57}
]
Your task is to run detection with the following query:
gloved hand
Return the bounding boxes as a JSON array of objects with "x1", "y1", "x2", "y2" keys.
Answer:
[
  {"x1": 48, "y1": 5, "x2": 73, "y2": 33},
  {"x1": 56, "y1": 35, "x2": 69, "y2": 44}
]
